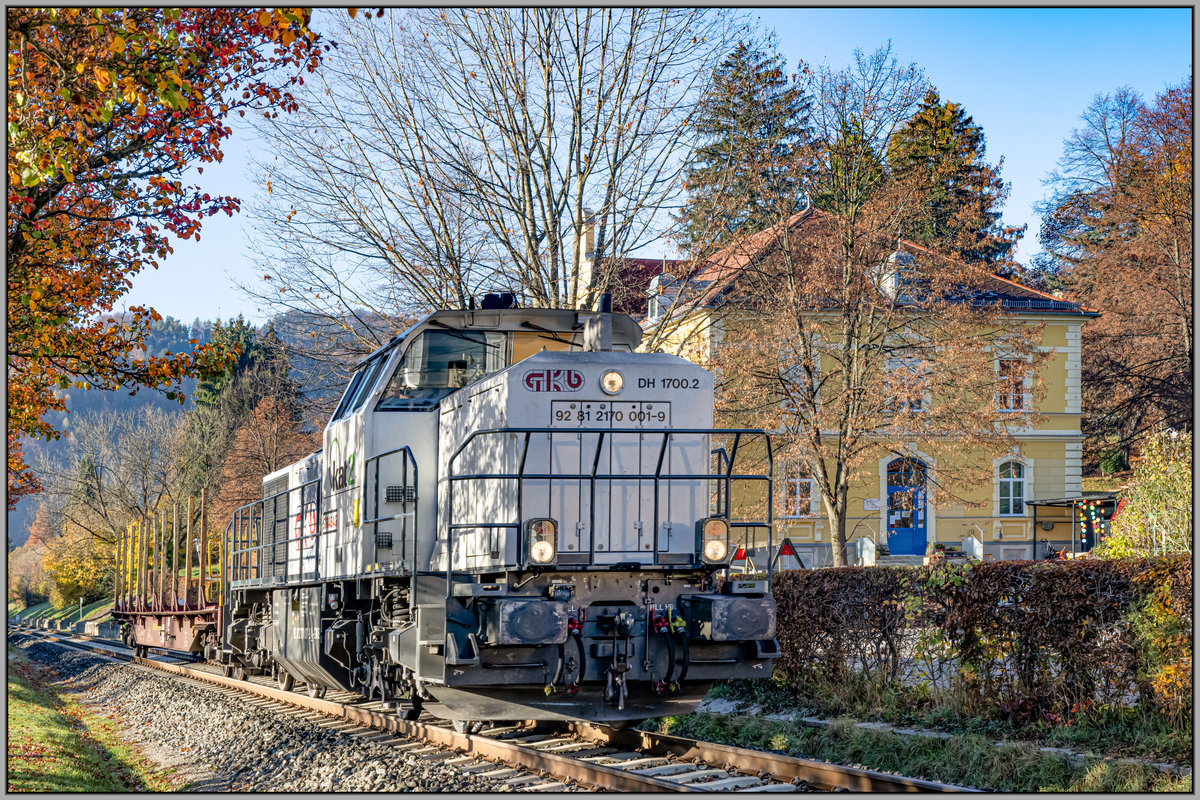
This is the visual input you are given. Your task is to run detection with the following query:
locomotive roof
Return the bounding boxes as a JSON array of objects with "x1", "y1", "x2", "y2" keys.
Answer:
[{"x1": 352, "y1": 307, "x2": 643, "y2": 370}]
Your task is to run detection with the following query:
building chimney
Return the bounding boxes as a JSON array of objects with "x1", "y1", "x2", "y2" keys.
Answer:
[{"x1": 573, "y1": 208, "x2": 598, "y2": 310}]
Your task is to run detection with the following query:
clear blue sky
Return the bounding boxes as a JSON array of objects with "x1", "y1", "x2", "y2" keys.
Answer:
[{"x1": 123, "y1": 7, "x2": 1193, "y2": 324}]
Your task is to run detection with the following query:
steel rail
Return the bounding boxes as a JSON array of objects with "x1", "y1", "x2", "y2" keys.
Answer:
[
  {"x1": 13, "y1": 625, "x2": 976, "y2": 793},
  {"x1": 11, "y1": 627, "x2": 681, "y2": 792},
  {"x1": 569, "y1": 721, "x2": 980, "y2": 792}
]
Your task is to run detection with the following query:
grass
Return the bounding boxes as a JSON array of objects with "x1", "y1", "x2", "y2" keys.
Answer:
[
  {"x1": 1082, "y1": 473, "x2": 1133, "y2": 492},
  {"x1": 10, "y1": 600, "x2": 52, "y2": 621},
  {"x1": 705, "y1": 677, "x2": 1191, "y2": 764},
  {"x1": 7, "y1": 646, "x2": 171, "y2": 792},
  {"x1": 10, "y1": 598, "x2": 111, "y2": 626},
  {"x1": 646, "y1": 712, "x2": 1192, "y2": 792}
]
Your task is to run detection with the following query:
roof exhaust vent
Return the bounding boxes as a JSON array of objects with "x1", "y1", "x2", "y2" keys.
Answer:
[{"x1": 584, "y1": 292, "x2": 613, "y2": 352}]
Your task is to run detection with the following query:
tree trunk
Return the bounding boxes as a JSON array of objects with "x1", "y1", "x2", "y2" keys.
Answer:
[{"x1": 829, "y1": 504, "x2": 849, "y2": 567}]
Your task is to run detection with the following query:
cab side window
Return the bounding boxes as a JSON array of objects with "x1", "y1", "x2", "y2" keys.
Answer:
[
  {"x1": 330, "y1": 368, "x2": 366, "y2": 423},
  {"x1": 329, "y1": 357, "x2": 385, "y2": 423},
  {"x1": 347, "y1": 357, "x2": 385, "y2": 415}
]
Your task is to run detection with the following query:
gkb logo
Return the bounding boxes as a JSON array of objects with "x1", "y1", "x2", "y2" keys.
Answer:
[{"x1": 523, "y1": 368, "x2": 584, "y2": 392}]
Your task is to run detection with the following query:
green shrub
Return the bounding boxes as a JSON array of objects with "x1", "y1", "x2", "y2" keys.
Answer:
[
  {"x1": 1099, "y1": 448, "x2": 1128, "y2": 475},
  {"x1": 768, "y1": 557, "x2": 1192, "y2": 744},
  {"x1": 1094, "y1": 431, "x2": 1191, "y2": 557}
]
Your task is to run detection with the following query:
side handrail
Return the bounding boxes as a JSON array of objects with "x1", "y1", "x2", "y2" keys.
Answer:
[
  {"x1": 226, "y1": 477, "x2": 322, "y2": 589},
  {"x1": 363, "y1": 446, "x2": 419, "y2": 581}
]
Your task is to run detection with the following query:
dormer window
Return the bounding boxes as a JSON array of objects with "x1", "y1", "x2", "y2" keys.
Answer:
[
  {"x1": 647, "y1": 272, "x2": 677, "y2": 322},
  {"x1": 879, "y1": 251, "x2": 919, "y2": 301}
]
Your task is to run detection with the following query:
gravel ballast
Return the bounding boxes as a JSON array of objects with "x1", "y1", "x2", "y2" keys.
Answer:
[{"x1": 9, "y1": 634, "x2": 518, "y2": 792}]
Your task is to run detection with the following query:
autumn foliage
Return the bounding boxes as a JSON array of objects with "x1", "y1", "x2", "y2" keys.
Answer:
[
  {"x1": 1038, "y1": 79, "x2": 1193, "y2": 459},
  {"x1": 7, "y1": 8, "x2": 322, "y2": 505}
]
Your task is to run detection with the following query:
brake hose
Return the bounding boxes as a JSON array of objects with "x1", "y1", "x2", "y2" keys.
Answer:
[
  {"x1": 667, "y1": 607, "x2": 689, "y2": 685},
  {"x1": 662, "y1": 627, "x2": 676, "y2": 685},
  {"x1": 548, "y1": 643, "x2": 565, "y2": 693},
  {"x1": 567, "y1": 620, "x2": 586, "y2": 694},
  {"x1": 573, "y1": 630, "x2": 586, "y2": 678},
  {"x1": 672, "y1": 609, "x2": 691, "y2": 686}
]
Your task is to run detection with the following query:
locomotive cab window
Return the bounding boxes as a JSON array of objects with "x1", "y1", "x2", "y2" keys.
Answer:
[
  {"x1": 377, "y1": 330, "x2": 507, "y2": 410},
  {"x1": 331, "y1": 356, "x2": 385, "y2": 422},
  {"x1": 330, "y1": 367, "x2": 367, "y2": 422}
]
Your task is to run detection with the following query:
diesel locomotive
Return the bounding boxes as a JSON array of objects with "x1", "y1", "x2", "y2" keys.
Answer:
[{"x1": 117, "y1": 298, "x2": 778, "y2": 727}]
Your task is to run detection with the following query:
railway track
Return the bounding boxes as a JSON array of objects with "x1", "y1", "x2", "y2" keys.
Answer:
[{"x1": 11, "y1": 624, "x2": 977, "y2": 792}]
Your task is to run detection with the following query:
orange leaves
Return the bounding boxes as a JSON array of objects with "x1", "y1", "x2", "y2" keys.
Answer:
[{"x1": 7, "y1": 8, "x2": 323, "y2": 502}]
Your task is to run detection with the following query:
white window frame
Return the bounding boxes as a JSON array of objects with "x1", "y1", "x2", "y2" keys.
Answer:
[
  {"x1": 780, "y1": 470, "x2": 820, "y2": 518},
  {"x1": 997, "y1": 460, "x2": 1027, "y2": 516},
  {"x1": 884, "y1": 356, "x2": 930, "y2": 413},
  {"x1": 777, "y1": 334, "x2": 820, "y2": 418},
  {"x1": 995, "y1": 355, "x2": 1032, "y2": 413}
]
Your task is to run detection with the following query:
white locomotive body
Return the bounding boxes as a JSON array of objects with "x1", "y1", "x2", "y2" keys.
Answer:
[{"x1": 222, "y1": 303, "x2": 777, "y2": 724}]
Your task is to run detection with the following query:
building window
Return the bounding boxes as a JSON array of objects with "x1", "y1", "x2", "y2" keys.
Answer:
[
  {"x1": 997, "y1": 358, "x2": 1024, "y2": 412},
  {"x1": 782, "y1": 472, "x2": 818, "y2": 518},
  {"x1": 999, "y1": 461, "x2": 1025, "y2": 516},
  {"x1": 885, "y1": 358, "x2": 926, "y2": 413}
]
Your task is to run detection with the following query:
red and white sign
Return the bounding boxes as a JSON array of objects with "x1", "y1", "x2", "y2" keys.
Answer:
[
  {"x1": 523, "y1": 368, "x2": 584, "y2": 392},
  {"x1": 295, "y1": 502, "x2": 318, "y2": 553}
]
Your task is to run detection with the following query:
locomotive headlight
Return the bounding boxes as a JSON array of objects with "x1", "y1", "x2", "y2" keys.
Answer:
[
  {"x1": 531, "y1": 540, "x2": 556, "y2": 564},
  {"x1": 600, "y1": 370, "x2": 624, "y2": 395},
  {"x1": 526, "y1": 518, "x2": 558, "y2": 565},
  {"x1": 703, "y1": 538, "x2": 728, "y2": 563},
  {"x1": 700, "y1": 517, "x2": 730, "y2": 564}
]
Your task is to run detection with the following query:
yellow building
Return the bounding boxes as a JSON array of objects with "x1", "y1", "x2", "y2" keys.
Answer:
[{"x1": 635, "y1": 210, "x2": 1098, "y2": 565}]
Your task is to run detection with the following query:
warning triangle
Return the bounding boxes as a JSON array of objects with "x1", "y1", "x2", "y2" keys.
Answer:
[{"x1": 771, "y1": 537, "x2": 805, "y2": 571}]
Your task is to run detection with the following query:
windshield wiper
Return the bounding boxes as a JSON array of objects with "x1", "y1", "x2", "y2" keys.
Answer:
[
  {"x1": 428, "y1": 319, "x2": 502, "y2": 349},
  {"x1": 520, "y1": 321, "x2": 581, "y2": 348}
]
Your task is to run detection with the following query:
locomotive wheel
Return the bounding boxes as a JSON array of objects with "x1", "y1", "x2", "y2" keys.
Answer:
[
  {"x1": 222, "y1": 663, "x2": 234, "y2": 678},
  {"x1": 307, "y1": 684, "x2": 326, "y2": 699},
  {"x1": 234, "y1": 666, "x2": 247, "y2": 681},
  {"x1": 277, "y1": 671, "x2": 295, "y2": 692}
]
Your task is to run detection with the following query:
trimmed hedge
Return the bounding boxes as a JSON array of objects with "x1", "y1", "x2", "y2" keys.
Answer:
[{"x1": 771, "y1": 557, "x2": 1192, "y2": 724}]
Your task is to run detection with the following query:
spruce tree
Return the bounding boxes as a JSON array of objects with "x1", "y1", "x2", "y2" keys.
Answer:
[
  {"x1": 192, "y1": 315, "x2": 262, "y2": 409},
  {"x1": 887, "y1": 89, "x2": 1023, "y2": 265},
  {"x1": 180, "y1": 318, "x2": 303, "y2": 498},
  {"x1": 679, "y1": 39, "x2": 813, "y2": 253}
]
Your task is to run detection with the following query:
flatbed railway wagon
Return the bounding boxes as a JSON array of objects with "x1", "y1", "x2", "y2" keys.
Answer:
[{"x1": 114, "y1": 298, "x2": 779, "y2": 726}]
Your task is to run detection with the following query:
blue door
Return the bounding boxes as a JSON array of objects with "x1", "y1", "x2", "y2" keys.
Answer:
[{"x1": 886, "y1": 458, "x2": 927, "y2": 555}]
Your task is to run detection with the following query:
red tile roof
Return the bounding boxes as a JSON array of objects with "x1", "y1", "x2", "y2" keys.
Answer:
[{"x1": 602, "y1": 256, "x2": 685, "y2": 315}]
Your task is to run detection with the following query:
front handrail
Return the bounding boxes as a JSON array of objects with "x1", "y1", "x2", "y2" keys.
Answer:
[{"x1": 445, "y1": 427, "x2": 773, "y2": 590}]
